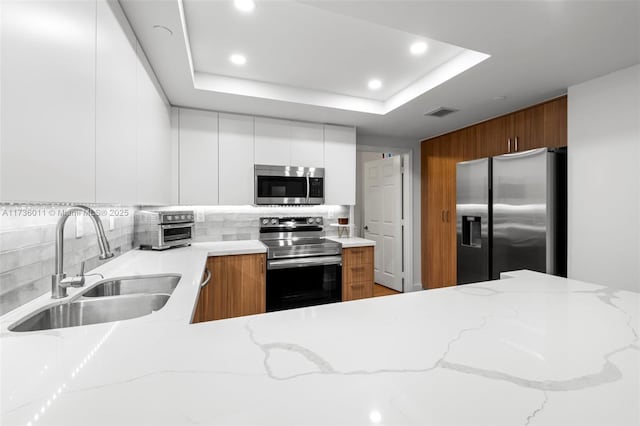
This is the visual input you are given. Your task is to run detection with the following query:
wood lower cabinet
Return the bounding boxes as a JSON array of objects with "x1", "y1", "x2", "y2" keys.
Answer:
[
  {"x1": 342, "y1": 246, "x2": 374, "y2": 301},
  {"x1": 193, "y1": 253, "x2": 266, "y2": 323},
  {"x1": 421, "y1": 96, "x2": 567, "y2": 289}
]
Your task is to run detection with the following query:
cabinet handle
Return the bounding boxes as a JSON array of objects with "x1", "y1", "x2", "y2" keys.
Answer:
[
  {"x1": 200, "y1": 268, "x2": 212, "y2": 288},
  {"x1": 446, "y1": 210, "x2": 450, "y2": 223},
  {"x1": 441, "y1": 210, "x2": 445, "y2": 222},
  {"x1": 351, "y1": 266, "x2": 365, "y2": 272},
  {"x1": 507, "y1": 138, "x2": 511, "y2": 153},
  {"x1": 351, "y1": 284, "x2": 364, "y2": 289},
  {"x1": 515, "y1": 136, "x2": 518, "y2": 152}
]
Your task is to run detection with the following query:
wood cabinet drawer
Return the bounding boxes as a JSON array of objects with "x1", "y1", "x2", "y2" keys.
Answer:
[
  {"x1": 344, "y1": 263, "x2": 373, "y2": 284},
  {"x1": 345, "y1": 280, "x2": 373, "y2": 301},
  {"x1": 342, "y1": 246, "x2": 373, "y2": 265}
]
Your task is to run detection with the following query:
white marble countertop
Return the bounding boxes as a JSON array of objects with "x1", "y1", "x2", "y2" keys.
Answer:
[
  {"x1": 191, "y1": 240, "x2": 267, "y2": 256},
  {"x1": 326, "y1": 236, "x2": 376, "y2": 248},
  {"x1": 1, "y1": 244, "x2": 639, "y2": 426}
]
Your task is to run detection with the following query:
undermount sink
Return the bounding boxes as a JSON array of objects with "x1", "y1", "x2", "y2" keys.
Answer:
[
  {"x1": 81, "y1": 274, "x2": 181, "y2": 297},
  {"x1": 9, "y1": 294, "x2": 170, "y2": 332},
  {"x1": 9, "y1": 273, "x2": 182, "y2": 332}
]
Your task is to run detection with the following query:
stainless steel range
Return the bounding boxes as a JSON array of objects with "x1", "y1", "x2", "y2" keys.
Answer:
[{"x1": 260, "y1": 216, "x2": 342, "y2": 312}]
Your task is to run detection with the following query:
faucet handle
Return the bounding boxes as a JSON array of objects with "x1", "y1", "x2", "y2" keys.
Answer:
[{"x1": 60, "y1": 261, "x2": 86, "y2": 288}]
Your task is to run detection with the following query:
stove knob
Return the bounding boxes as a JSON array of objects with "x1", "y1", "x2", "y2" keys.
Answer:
[
  {"x1": 262, "y1": 218, "x2": 269, "y2": 225},
  {"x1": 271, "y1": 218, "x2": 278, "y2": 225},
  {"x1": 307, "y1": 218, "x2": 314, "y2": 224},
  {"x1": 180, "y1": 215, "x2": 186, "y2": 220},
  {"x1": 315, "y1": 217, "x2": 322, "y2": 223},
  {"x1": 167, "y1": 215, "x2": 173, "y2": 221},
  {"x1": 188, "y1": 215, "x2": 193, "y2": 220}
]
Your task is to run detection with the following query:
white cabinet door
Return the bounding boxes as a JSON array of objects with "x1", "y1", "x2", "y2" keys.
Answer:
[
  {"x1": 254, "y1": 117, "x2": 291, "y2": 166},
  {"x1": 290, "y1": 122, "x2": 324, "y2": 167},
  {"x1": 95, "y1": 0, "x2": 137, "y2": 204},
  {"x1": 179, "y1": 109, "x2": 219, "y2": 205},
  {"x1": 219, "y1": 113, "x2": 254, "y2": 205},
  {"x1": 136, "y1": 42, "x2": 172, "y2": 205},
  {"x1": 1, "y1": 0, "x2": 96, "y2": 203},
  {"x1": 324, "y1": 125, "x2": 356, "y2": 205}
]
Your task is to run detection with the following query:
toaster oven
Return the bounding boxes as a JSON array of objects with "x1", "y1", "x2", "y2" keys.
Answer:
[{"x1": 134, "y1": 210, "x2": 194, "y2": 250}]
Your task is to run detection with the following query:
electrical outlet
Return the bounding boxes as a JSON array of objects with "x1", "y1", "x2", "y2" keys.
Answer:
[
  {"x1": 109, "y1": 216, "x2": 115, "y2": 231},
  {"x1": 327, "y1": 209, "x2": 335, "y2": 219},
  {"x1": 196, "y1": 209, "x2": 205, "y2": 222},
  {"x1": 75, "y1": 216, "x2": 84, "y2": 238}
]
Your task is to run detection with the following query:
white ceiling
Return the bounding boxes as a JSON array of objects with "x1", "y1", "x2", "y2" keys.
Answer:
[
  {"x1": 120, "y1": 0, "x2": 640, "y2": 142},
  {"x1": 186, "y1": 0, "x2": 470, "y2": 101}
]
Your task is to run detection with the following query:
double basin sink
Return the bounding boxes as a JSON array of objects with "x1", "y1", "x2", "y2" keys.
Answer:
[{"x1": 9, "y1": 274, "x2": 181, "y2": 332}]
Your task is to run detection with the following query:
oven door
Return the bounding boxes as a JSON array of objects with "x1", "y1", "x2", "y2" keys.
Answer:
[
  {"x1": 266, "y1": 256, "x2": 342, "y2": 312},
  {"x1": 159, "y1": 223, "x2": 193, "y2": 247}
]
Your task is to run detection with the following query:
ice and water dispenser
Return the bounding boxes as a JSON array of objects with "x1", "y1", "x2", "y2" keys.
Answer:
[{"x1": 461, "y1": 216, "x2": 482, "y2": 248}]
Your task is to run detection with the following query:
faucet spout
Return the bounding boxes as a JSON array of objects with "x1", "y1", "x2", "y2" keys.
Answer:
[{"x1": 52, "y1": 205, "x2": 114, "y2": 299}]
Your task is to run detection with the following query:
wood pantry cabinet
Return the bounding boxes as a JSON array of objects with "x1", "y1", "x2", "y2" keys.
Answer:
[
  {"x1": 193, "y1": 254, "x2": 266, "y2": 323},
  {"x1": 421, "y1": 96, "x2": 567, "y2": 290},
  {"x1": 342, "y1": 247, "x2": 374, "y2": 301}
]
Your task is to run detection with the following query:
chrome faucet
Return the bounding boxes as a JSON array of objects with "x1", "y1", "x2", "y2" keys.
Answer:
[{"x1": 51, "y1": 205, "x2": 114, "y2": 299}]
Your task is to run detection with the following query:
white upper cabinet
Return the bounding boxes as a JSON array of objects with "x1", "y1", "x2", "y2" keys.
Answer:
[
  {"x1": 219, "y1": 113, "x2": 255, "y2": 205},
  {"x1": 179, "y1": 109, "x2": 219, "y2": 205},
  {"x1": 136, "y1": 42, "x2": 172, "y2": 206},
  {"x1": 1, "y1": 0, "x2": 96, "y2": 203},
  {"x1": 324, "y1": 125, "x2": 356, "y2": 205},
  {"x1": 95, "y1": 0, "x2": 137, "y2": 204},
  {"x1": 254, "y1": 117, "x2": 291, "y2": 166},
  {"x1": 290, "y1": 122, "x2": 324, "y2": 168}
]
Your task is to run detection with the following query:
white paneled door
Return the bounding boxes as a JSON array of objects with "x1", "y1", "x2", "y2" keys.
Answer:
[{"x1": 364, "y1": 157, "x2": 403, "y2": 291}]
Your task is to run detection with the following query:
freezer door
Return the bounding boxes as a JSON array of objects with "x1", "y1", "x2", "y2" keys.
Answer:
[
  {"x1": 492, "y1": 148, "x2": 549, "y2": 278},
  {"x1": 456, "y1": 158, "x2": 490, "y2": 284}
]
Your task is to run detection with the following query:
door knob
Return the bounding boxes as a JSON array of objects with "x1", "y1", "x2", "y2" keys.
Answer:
[{"x1": 364, "y1": 226, "x2": 369, "y2": 231}]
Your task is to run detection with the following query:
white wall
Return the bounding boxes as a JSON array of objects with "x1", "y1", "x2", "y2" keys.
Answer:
[
  {"x1": 568, "y1": 64, "x2": 640, "y2": 292},
  {"x1": 356, "y1": 134, "x2": 422, "y2": 291}
]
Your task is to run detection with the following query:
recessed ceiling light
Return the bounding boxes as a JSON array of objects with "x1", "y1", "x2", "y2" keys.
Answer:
[
  {"x1": 234, "y1": 0, "x2": 255, "y2": 13},
  {"x1": 410, "y1": 41, "x2": 427, "y2": 55},
  {"x1": 368, "y1": 79, "x2": 382, "y2": 90},
  {"x1": 230, "y1": 54, "x2": 247, "y2": 65}
]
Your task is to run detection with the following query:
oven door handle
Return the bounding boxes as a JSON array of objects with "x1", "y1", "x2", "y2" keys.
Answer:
[
  {"x1": 267, "y1": 256, "x2": 342, "y2": 270},
  {"x1": 160, "y1": 223, "x2": 194, "y2": 229},
  {"x1": 306, "y1": 175, "x2": 310, "y2": 203}
]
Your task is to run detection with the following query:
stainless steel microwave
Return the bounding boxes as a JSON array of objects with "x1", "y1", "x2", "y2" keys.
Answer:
[{"x1": 254, "y1": 165, "x2": 325, "y2": 205}]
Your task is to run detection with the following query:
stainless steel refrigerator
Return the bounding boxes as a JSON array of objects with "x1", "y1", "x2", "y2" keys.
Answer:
[{"x1": 456, "y1": 148, "x2": 567, "y2": 284}]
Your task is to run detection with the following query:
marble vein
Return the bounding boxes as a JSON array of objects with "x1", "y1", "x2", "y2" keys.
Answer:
[
  {"x1": 524, "y1": 391, "x2": 548, "y2": 426},
  {"x1": 245, "y1": 315, "x2": 494, "y2": 380},
  {"x1": 440, "y1": 343, "x2": 637, "y2": 392}
]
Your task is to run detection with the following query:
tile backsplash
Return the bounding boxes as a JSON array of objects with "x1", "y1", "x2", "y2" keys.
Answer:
[
  {"x1": 0, "y1": 203, "x2": 352, "y2": 316},
  {"x1": 0, "y1": 204, "x2": 137, "y2": 315},
  {"x1": 156, "y1": 205, "x2": 352, "y2": 242}
]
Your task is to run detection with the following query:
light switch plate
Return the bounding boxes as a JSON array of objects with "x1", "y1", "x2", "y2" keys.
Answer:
[
  {"x1": 75, "y1": 216, "x2": 84, "y2": 238},
  {"x1": 196, "y1": 209, "x2": 205, "y2": 222}
]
